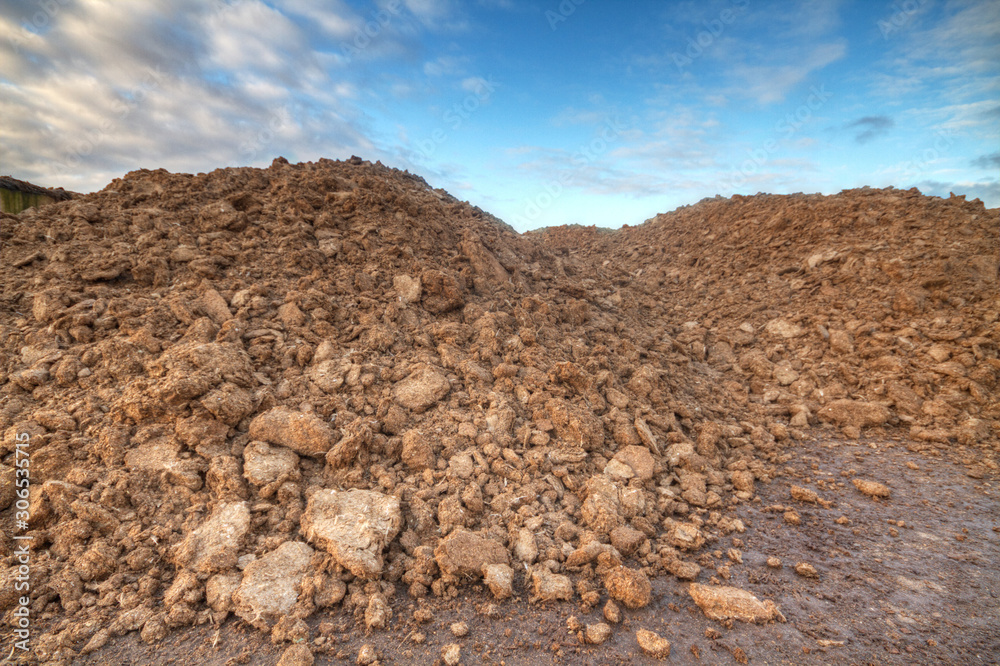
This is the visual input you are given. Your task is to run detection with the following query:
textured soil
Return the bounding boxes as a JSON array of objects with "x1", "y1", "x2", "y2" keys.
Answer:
[{"x1": 1, "y1": 157, "x2": 997, "y2": 664}]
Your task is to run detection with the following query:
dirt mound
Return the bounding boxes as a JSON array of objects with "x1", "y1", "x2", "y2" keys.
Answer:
[{"x1": 1, "y1": 158, "x2": 996, "y2": 663}]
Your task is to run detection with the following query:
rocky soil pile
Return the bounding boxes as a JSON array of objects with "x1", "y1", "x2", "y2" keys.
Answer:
[{"x1": 1, "y1": 157, "x2": 996, "y2": 663}]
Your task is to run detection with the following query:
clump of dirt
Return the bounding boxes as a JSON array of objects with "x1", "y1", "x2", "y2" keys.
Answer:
[{"x1": 0, "y1": 157, "x2": 996, "y2": 664}]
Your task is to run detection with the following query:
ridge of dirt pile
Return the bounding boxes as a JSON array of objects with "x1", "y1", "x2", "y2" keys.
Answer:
[
  {"x1": 1, "y1": 158, "x2": 997, "y2": 664},
  {"x1": 537, "y1": 187, "x2": 999, "y2": 447}
]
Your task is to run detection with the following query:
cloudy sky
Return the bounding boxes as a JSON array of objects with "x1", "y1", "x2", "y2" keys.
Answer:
[{"x1": 1, "y1": 0, "x2": 997, "y2": 230}]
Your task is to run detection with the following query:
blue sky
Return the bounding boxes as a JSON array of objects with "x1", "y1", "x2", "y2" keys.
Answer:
[{"x1": 1, "y1": 0, "x2": 997, "y2": 230}]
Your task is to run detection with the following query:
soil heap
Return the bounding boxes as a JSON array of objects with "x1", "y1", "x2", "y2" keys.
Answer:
[{"x1": 1, "y1": 157, "x2": 996, "y2": 663}]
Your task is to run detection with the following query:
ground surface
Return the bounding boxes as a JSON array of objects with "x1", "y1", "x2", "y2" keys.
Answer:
[
  {"x1": 1, "y1": 158, "x2": 997, "y2": 665},
  {"x1": 66, "y1": 435, "x2": 1000, "y2": 665}
]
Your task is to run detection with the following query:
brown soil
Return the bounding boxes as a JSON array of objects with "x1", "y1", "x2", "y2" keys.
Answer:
[{"x1": 1, "y1": 157, "x2": 997, "y2": 665}]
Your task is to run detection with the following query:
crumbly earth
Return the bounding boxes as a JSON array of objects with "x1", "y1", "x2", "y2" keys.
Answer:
[{"x1": 0, "y1": 157, "x2": 996, "y2": 664}]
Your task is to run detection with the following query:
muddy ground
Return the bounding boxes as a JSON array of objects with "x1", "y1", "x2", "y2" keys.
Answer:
[{"x1": 61, "y1": 432, "x2": 999, "y2": 665}]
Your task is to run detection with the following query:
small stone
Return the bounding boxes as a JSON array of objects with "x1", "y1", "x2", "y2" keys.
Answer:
[
  {"x1": 636, "y1": 629, "x2": 671, "y2": 659},
  {"x1": 450, "y1": 621, "x2": 469, "y2": 637},
  {"x1": 585, "y1": 623, "x2": 612, "y2": 645},
  {"x1": 731, "y1": 470, "x2": 755, "y2": 493},
  {"x1": 795, "y1": 562, "x2": 819, "y2": 578},
  {"x1": 766, "y1": 557, "x2": 782, "y2": 568},
  {"x1": 669, "y1": 522, "x2": 705, "y2": 551},
  {"x1": 170, "y1": 502, "x2": 250, "y2": 574},
  {"x1": 442, "y1": 643, "x2": 461, "y2": 666}
]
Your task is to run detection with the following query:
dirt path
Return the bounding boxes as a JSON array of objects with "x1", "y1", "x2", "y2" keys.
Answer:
[{"x1": 56, "y1": 436, "x2": 998, "y2": 665}]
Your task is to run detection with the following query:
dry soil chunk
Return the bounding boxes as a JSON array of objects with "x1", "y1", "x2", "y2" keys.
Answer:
[
  {"x1": 790, "y1": 485, "x2": 819, "y2": 504},
  {"x1": 581, "y1": 474, "x2": 622, "y2": 534},
  {"x1": 171, "y1": 502, "x2": 250, "y2": 574},
  {"x1": 277, "y1": 644, "x2": 314, "y2": 666},
  {"x1": 243, "y1": 441, "x2": 300, "y2": 486},
  {"x1": 124, "y1": 438, "x2": 202, "y2": 489},
  {"x1": 434, "y1": 529, "x2": 509, "y2": 577},
  {"x1": 612, "y1": 445, "x2": 655, "y2": 482},
  {"x1": 233, "y1": 541, "x2": 314, "y2": 630},
  {"x1": 795, "y1": 562, "x2": 819, "y2": 578},
  {"x1": 441, "y1": 643, "x2": 461, "y2": 666},
  {"x1": 206, "y1": 573, "x2": 241, "y2": 612},
  {"x1": 764, "y1": 318, "x2": 805, "y2": 339},
  {"x1": 531, "y1": 568, "x2": 573, "y2": 602},
  {"x1": 689, "y1": 583, "x2": 784, "y2": 623},
  {"x1": 585, "y1": 623, "x2": 612, "y2": 645},
  {"x1": 604, "y1": 566, "x2": 652, "y2": 609},
  {"x1": 483, "y1": 563, "x2": 515, "y2": 600},
  {"x1": 393, "y1": 367, "x2": 451, "y2": 413},
  {"x1": 817, "y1": 399, "x2": 890, "y2": 428},
  {"x1": 249, "y1": 407, "x2": 338, "y2": 458},
  {"x1": 853, "y1": 478, "x2": 890, "y2": 498},
  {"x1": 300, "y1": 489, "x2": 402, "y2": 579},
  {"x1": 636, "y1": 629, "x2": 671, "y2": 659},
  {"x1": 393, "y1": 275, "x2": 422, "y2": 303}
]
